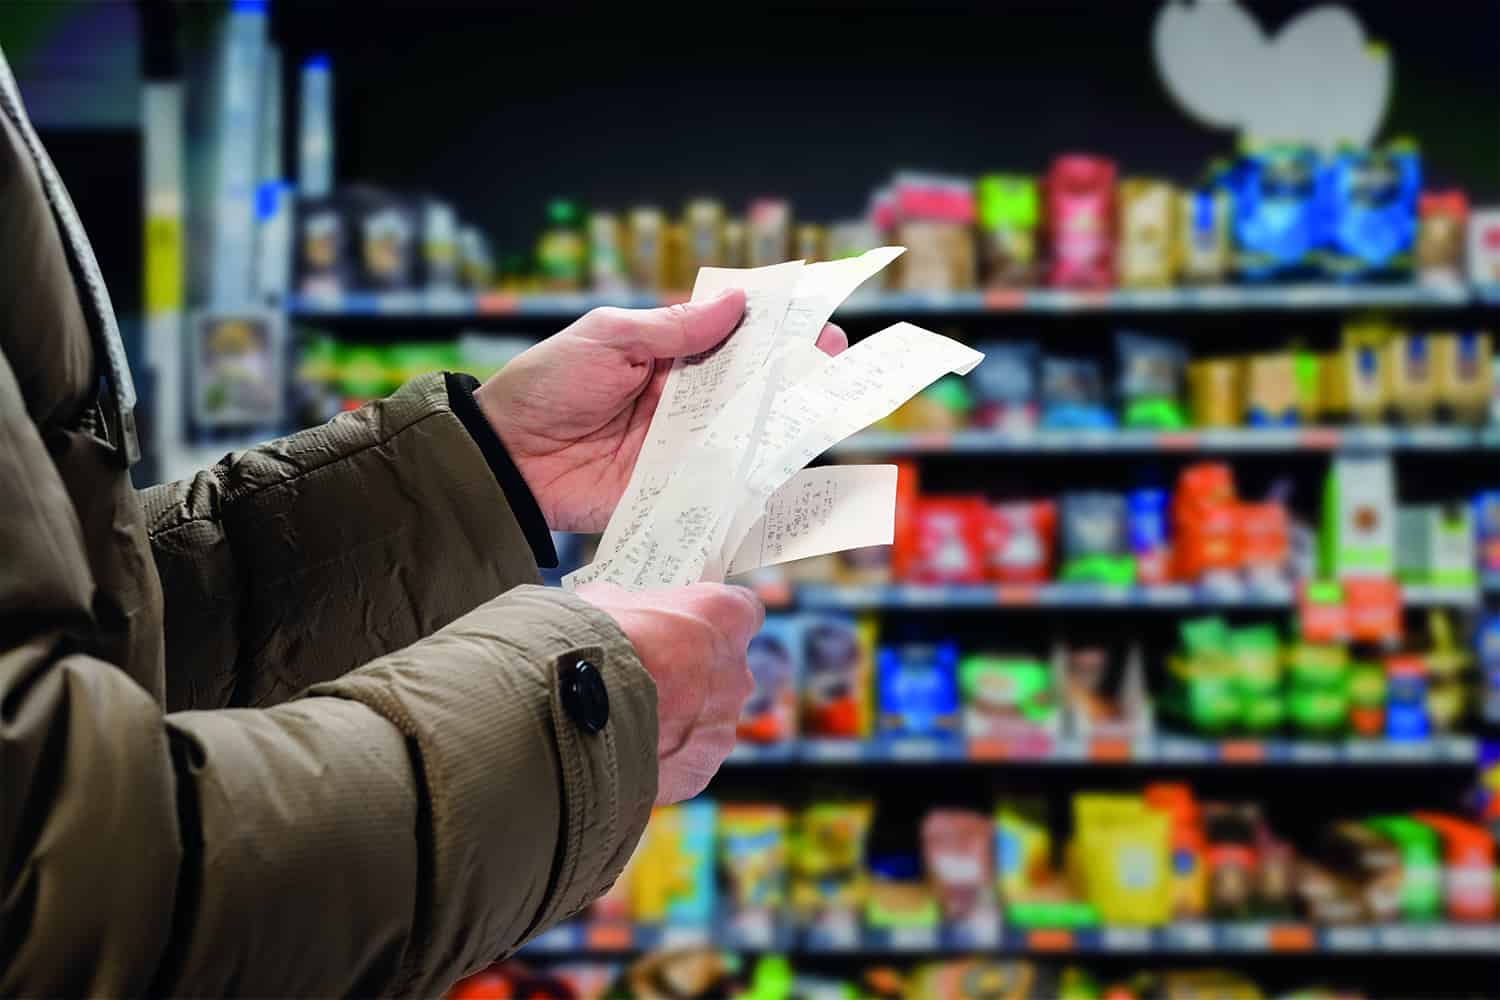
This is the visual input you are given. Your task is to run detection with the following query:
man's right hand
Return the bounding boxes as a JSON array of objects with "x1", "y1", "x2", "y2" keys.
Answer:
[{"x1": 575, "y1": 582, "x2": 762, "y2": 804}]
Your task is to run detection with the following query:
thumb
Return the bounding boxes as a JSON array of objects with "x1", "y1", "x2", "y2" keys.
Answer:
[{"x1": 621, "y1": 288, "x2": 746, "y2": 361}]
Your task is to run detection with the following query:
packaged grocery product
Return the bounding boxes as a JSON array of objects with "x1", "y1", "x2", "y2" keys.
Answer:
[
  {"x1": 1166, "y1": 617, "x2": 1241, "y2": 735},
  {"x1": 1385, "y1": 332, "x2": 1439, "y2": 423},
  {"x1": 722, "y1": 219, "x2": 749, "y2": 269},
  {"x1": 866, "y1": 853, "x2": 940, "y2": 929},
  {"x1": 1411, "y1": 814, "x2": 1497, "y2": 922},
  {"x1": 984, "y1": 500, "x2": 1056, "y2": 583},
  {"x1": 1041, "y1": 357, "x2": 1114, "y2": 429},
  {"x1": 1416, "y1": 190, "x2": 1468, "y2": 286},
  {"x1": 295, "y1": 195, "x2": 345, "y2": 295},
  {"x1": 1072, "y1": 794, "x2": 1172, "y2": 926},
  {"x1": 1396, "y1": 503, "x2": 1476, "y2": 587},
  {"x1": 1127, "y1": 489, "x2": 1171, "y2": 585},
  {"x1": 1362, "y1": 816, "x2": 1443, "y2": 922},
  {"x1": 1144, "y1": 783, "x2": 1208, "y2": 919},
  {"x1": 1480, "y1": 615, "x2": 1500, "y2": 728},
  {"x1": 1336, "y1": 319, "x2": 1395, "y2": 423},
  {"x1": 1062, "y1": 643, "x2": 1149, "y2": 733},
  {"x1": 1318, "y1": 821, "x2": 1405, "y2": 923},
  {"x1": 1117, "y1": 179, "x2": 1178, "y2": 288},
  {"x1": 959, "y1": 655, "x2": 1057, "y2": 743},
  {"x1": 1045, "y1": 154, "x2": 1116, "y2": 288},
  {"x1": 614, "y1": 948, "x2": 739, "y2": 1000},
  {"x1": 741, "y1": 616, "x2": 802, "y2": 744},
  {"x1": 1116, "y1": 333, "x2": 1187, "y2": 429},
  {"x1": 791, "y1": 802, "x2": 873, "y2": 925},
  {"x1": 1320, "y1": 143, "x2": 1420, "y2": 282},
  {"x1": 1467, "y1": 207, "x2": 1500, "y2": 285},
  {"x1": 748, "y1": 199, "x2": 792, "y2": 268},
  {"x1": 1172, "y1": 464, "x2": 1239, "y2": 582},
  {"x1": 977, "y1": 174, "x2": 1040, "y2": 287},
  {"x1": 456, "y1": 226, "x2": 493, "y2": 290},
  {"x1": 415, "y1": 198, "x2": 458, "y2": 291},
  {"x1": 921, "y1": 810, "x2": 997, "y2": 924},
  {"x1": 536, "y1": 198, "x2": 586, "y2": 292},
  {"x1": 1228, "y1": 145, "x2": 1321, "y2": 281},
  {"x1": 1187, "y1": 359, "x2": 1243, "y2": 428},
  {"x1": 1383, "y1": 654, "x2": 1429, "y2": 740},
  {"x1": 631, "y1": 801, "x2": 716, "y2": 924},
  {"x1": 1319, "y1": 455, "x2": 1396, "y2": 579},
  {"x1": 627, "y1": 207, "x2": 667, "y2": 290},
  {"x1": 1432, "y1": 330, "x2": 1494, "y2": 425},
  {"x1": 876, "y1": 640, "x2": 960, "y2": 739},
  {"x1": 1178, "y1": 167, "x2": 1232, "y2": 284},
  {"x1": 684, "y1": 198, "x2": 724, "y2": 274},
  {"x1": 1255, "y1": 837, "x2": 1296, "y2": 918},
  {"x1": 588, "y1": 211, "x2": 628, "y2": 293},
  {"x1": 889, "y1": 375, "x2": 973, "y2": 432},
  {"x1": 908, "y1": 497, "x2": 989, "y2": 584},
  {"x1": 663, "y1": 222, "x2": 689, "y2": 291},
  {"x1": 1473, "y1": 490, "x2": 1500, "y2": 572},
  {"x1": 1293, "y1": 350, "x2": 1324, "y2": 423},
  {"x1": 801, "y1": 614, "x2": 875, "y2": 739},
  {"x1": 795, "y1": 224, "x2": 826, "y2": 264},
  {"x1": 1202, "y1": 803, "x2": 1257, "y2": 921},
  {"x1": 994, "y1": 799, "x2": 1052, "y2": 905},
  {"x1": 190, "y1": 312, "x2": 287, "y2": 427},
  {"x1": 1242, "y1": 353, "x2": 1299, "y2": 426},
  {"x1": 1236, "y1": 501, "x2": 1290, "y2": 586},
  {"x1": 828, "y1": 220, "x2": 877, "y2": 262},
  {"x1": 719, "y1": 805, "x2": 789, "y2": 921},
  {"x1": 890, "y1": 462, "x2": 923, "y2": 582},
  {"x1": 908, "y1": 960, "x2": 1056, "y2": 1000},
  {"x1": 891, "y1": 173, "x2": 977, "y2": 292},
  {"x1": 971, "y1": 342, "x2": 1041, "y2": 431},
  {"x1": 1346, "y1": 660, "x2": 1386, "y2": 737},
  {"x1": 1058, "y1": 493, "x2": 1132, "y2": 585}
]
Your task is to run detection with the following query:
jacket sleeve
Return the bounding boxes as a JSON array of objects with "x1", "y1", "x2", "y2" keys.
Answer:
[
  {"x1": 1, "y1": 353, "x2": 658, "y2": 996},
  {"x1": 138, "y1": 371, "x2": 547, "y2": 712}
]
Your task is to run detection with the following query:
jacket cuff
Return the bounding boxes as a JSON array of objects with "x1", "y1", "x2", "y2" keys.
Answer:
[
  {"x1": 306, "y1": 584, "x2": 656, "y2": 994},
  {"x1": 444, "y1": 372, "x2": 557, "y2": 568}
]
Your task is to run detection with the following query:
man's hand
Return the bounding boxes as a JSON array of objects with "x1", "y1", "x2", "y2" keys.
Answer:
[
  {"x1": 575, "y1": 581, "x2": 763, "y2": 804},
  {"x1": 473, "y1": 291, "x2": 848, "y2": 533}
]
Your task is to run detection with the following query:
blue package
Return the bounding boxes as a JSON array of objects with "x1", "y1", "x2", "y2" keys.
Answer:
[
  {"x1": 1127, "y1": 489, "x2": 1169, "y2": 553},
  {"x1": 1040, "y1": 356, "x2": 1115, "y2": 429},
  {"x1": 1473, "y1": 490, "x2": 1500, "y2": 573},
  {"x1": 876, "y1": 641, "x2": 960, "y2": 738},
  {"x1": 1480, "y1": 616, "x2": 1500, "y2": 727},
  {"x1": 665, "y1": 799, "x2": 718, "y2": 924},
  {"x1": 1320, "y1": 143, "x2": 1420, "y2": 281},
  {"x1": 1229, "y1": 146, "x2": 1322, "y2": 282}
]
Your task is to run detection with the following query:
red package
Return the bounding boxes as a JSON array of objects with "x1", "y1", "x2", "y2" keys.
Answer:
[
  {"x1": 1235, "y1": 501, "x2": 1289, "y2": 573},
  {"x1": 1045, "y1": 154, "x2": 1117, "y2": 288},
  {"x1": 1172, "y1": 463, "x2": 1240, "y2": 581},
  {"x1": 984, "y1": 500, "x2": 1056, "y2": 583},
  {"x1": 909, "y1": 497, "x2": 989, "y2": 584},
  {"x1": 890, "y1": 462, "x2": 922, "y2": 580}
]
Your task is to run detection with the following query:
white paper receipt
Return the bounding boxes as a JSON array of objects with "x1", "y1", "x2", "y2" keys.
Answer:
[{"x1": 564, "y1": 248, "x2": 986, "y2": 593}]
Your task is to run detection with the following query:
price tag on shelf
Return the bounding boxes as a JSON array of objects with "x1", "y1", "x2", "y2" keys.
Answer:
[
  {"x1": 1101, "y1": 927, "x2": 1152, "y2": 952},
  {"x1": 1156, "y1": 738, "x2": 1213, "y2": 763},
  {"x1": 529, "y1": 924, "x2": 577, "y2": 953},
  {"x1": 724, "y1": 913, "x2": 774, "y2": 950},
  {"x1": 584, "y1": 922, "x2": 633, "y2": 950},
  {"x1": 661, "y1": 924, "x2": 709, "y2": 949},
  {"x1": 1376, "y1": 925, "x2": 1422, "y2": 950},
  {"x1": 889, "y1": 925, "x2": 939, "y2": 951},
  {"x1": 947, "y1": 915, "x2": 1001, "y2": 950},
  {"x1": 1325, "y1": 926, "x2": 1376, "y2": 951},
  {"x1": 804, "y1": 740, "x2": 862, "y2": 763},
  {"x1": 1268, "y1": 924, "x2": 1314, "y2": 951},
  {"x1": 1163, "y1": 922, "x2": 1215, "y2": 951},
  {"x1": 1024, "y1": 928, "x2": 1075, "y2": 952},
  {"x1": 808, "y1": 918, "x2": 859, "y2": 951},
  {"x1": 1289, "y1": 742, "x2": 1339, "y2": 764},
  {"x1": 1222, "y1": 923, "x2": 1269, "y2": 951},
  {"x1": 889, "y1": 738, "x2": 944, "y2": 762},
  {"x1": 1218, "y1": 741, "x2": 1267, "y2": 764}
]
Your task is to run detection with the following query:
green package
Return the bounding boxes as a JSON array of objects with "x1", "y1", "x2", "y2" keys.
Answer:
[
  {"x1": 1228, "y1": 624, "x2": 1282, "y2": 695},
  {"x1": 1363, "y1": 816, "x2": 1443, "y2": 921}
]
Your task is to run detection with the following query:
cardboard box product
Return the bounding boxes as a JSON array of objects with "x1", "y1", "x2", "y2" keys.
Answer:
[
  {"x1": 1386, "y1": 332, "x2": 1440, "y2": 423},
  {"x1": 1187, "y1": 359, "x2": 1242, "y2": 427},
  {"x1": 1337, "y1": 320, "x2": 1396, "y2": 423},
  {"x1": 1242, "y1": 353, "x2": 1299, "y2": 426},
  {"x1": 1398, "y1": 504, "x2": 1476, "y2": 586},
  {"x1": 1320, "y1": 455, "x2": 1397, "y2": 579},
  {"x1": 1432, "y1": 331, "x2": 1494, "y2": 425}
]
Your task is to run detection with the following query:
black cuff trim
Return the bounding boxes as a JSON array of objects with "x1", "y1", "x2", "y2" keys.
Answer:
[{"x1": 445, "y1": 372, "x2": 559, "y2": 569}]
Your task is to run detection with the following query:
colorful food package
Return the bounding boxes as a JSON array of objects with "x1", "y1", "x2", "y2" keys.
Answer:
[
  {"x1": 1236, "y1": 501, "x2": 1290, "y2": 586},
  {"x1": 1432, "y1": 330, "x2": 1494, "y2": 425},
  {"x1": 876, "y1": 640, "x2": 961, "y2": 739},
  {"x1": 631, "y1": 801, "x2": 717, "y2": 924},
  {"x1": 1058, "y1": 493, "x2": 1132, "y2": 585},
  {"x1": 1417, "y1": 190, "x2": 1468, "y2": 286},
  {"x1": 615, "y1": 949, "x2": 739, "y2": 1000},
  {"x1": 1319, "y1": 455, "x2": 1396, "y2": 580},
  {"x1": 1317, "y1": 821, "x2": 1405, "y2": 924},
  {"x1": 959, "y1": 655, "x2": 1057, "y2": 742},
  {"x1": 1045, "y1": 154, "x2": 1117, "y2": 288},
  {"x1": 1172, "y1": 464, "x2": 1239, "y2": 582},
  {"x1": 1385, "y1": 332, "x2": 1440, "y2": 423},
  {"x1": 1072, "y1": 794, "x2": 1172, "y2": 926},
  {"x1": 683, "y1": 198, "x2": 725, "y2": 274},
  {"x1": 295, "y1": 195, "x2": 346, "y2": 295},
  {"x1": 1411, "y1": 813, "x2": 1497, "y2": 922},
  {"x1": 457, "y1": 226, "x2": 494, "y2": 291},
  {"x1": 1384, "y1": 653, "x2": 1430, "y2": 741},
  {"x1": 796, "y1": 224, "x2": 826, "y2": 264},
  {"x1": 1116, "y1": 333, "x2": 1187, "y2": 429},
  {"x1": 1474, "y1": 490, "x2": 1500, "y2": 572},
  {"x1": 1320, "y1": 143, "x2": 1420, "y2": 282},
  {"x1": 722, "y1": 219, "x2": 749, "y2": 268},
  {"x1": 1177, "y1": 171, "x2": 1232, "y2": 284},
  {"x1": 1127, "y1": 489, "x2": 1171, "y2": 585},
  {"x1": 1363, "y1": 815, "x2": 1443, "y2": 922},
  {"x1": 888, "y1": 374, "x2": 974, "y2": 432},
  {"x1": 1397, "y1": 504, "x2": 1476, "y2": 587},
  {"x1": 1242, "y1": 353, "x2": 1299, "y2": 426},
  {"x1": 971, "y1": 342, "x2": 1041, "y2": 432},
  {"x1": 626, "y1": 207, "x2": 668, "y2": 290},
  {"x1": 537, "y1": 199, "x2": 587, "y2": 292},
  {"x1": 588, "y1": 211, "x2": 628, "y2": 293},
  {"x1": 891, "y1": 173, "x2": 978, "y2": 292},
  {"x1": 719, "y1": 805, "x2": 789, "y2": 922},
  {"x1": 747, "y1": 198, "x2": 792, "y2": 268},
  {"x1": 921, "y1": 810, "x2": 998, "y2": 926},
  {"x1": 985, "y1": 500, "x2": 1056, "y2": 583},
  {"x1": 801, "y1": 614, "x2": 876, "y2": 739},
  {"x1": 994, "y1": 799, "x2": 1052, "y2": 906},
  {"x1": 1467, "y1": 207, "x2": 1500, "y2": 285},
  {"x1": 791, "y1": 802, "x2": 873, "y2": 924},
  {"x1": 1187, "y1": 359, "x2": 1243, "y2": 428},
  {"x1": 1117, "y1": 179, "x2": 1178, "y2": 288},
  {"x1": 890, "y1": 461, "x2": 923, "y2": 581},
  {"x1": 1228, "y1": 145, "x2": 1321, "y2": 281},
  {"x1": 1202, "y1": 802, "x2": 1258, "y2": 921},
  {"x1": 1335, "y1": 319, "x2": 1395, "y2": 424},
  {"x1": 740, "y1": 616, "x2": 802, "y2": 744},
  {"x1": 1041, "y1": 356, "x2": 1114, "y2": 429},
  {"x1": 862, "y1": 853, "x2": 939, "y2": 931},
  {"x1": 908, "y1": 497, "x2": 989, "y2": 584},
  {"x1": 1144, "y1": 783, "x2": 1208, "y2": 919},
  {"x1": 977, "y1": 174, "x2": 1040, "y2": 287}
]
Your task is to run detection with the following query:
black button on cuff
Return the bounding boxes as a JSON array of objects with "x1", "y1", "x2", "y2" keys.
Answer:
[{"x1": 560, "y1": 658, "x2": 609, "y2": 733}]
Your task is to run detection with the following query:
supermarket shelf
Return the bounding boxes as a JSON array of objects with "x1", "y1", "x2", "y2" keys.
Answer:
[
  {"x1": 831, "y1": 425, "x2": 1500, "y2": 456},
  {"x1": 523, "y1": 920, "x2": 1500, "y2": 957},
  {"x1": 287, "y1": 283, "x2": 1477, "y2": 320},
  {"x1": 793, "y1": 582, "x2": 1480, "y2": 611},
  {"x1": 723, "y1": 735, "x2": 1481, "y2": 767}
]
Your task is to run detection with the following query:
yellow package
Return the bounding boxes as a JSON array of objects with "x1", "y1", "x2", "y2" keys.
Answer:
[
  {"x1": 1118, "y1": 178, "x2": 1179, "y2": 288},
  {"x1": 1336, "y1": 318, "x2": 1397, "y2": 423},
  {"x1": 994, "y1": 800, "x2": 1052, "y2": 904},
  {"x1": 1432, "y1": 331, "x2": 1494, "y2": 425},
  {"x1": 1187, "y1": 359, "x2": 1242, "y2": 428},
  {"x1": 1386, "y1": 332, "x2": 1440, "y2": 423},
  {"x1": 1072, "y1": 794, "x2": 1171, "y2": 927},
  {"x1": 791, "y1": 802, "x2": 872, "y2": 920}
]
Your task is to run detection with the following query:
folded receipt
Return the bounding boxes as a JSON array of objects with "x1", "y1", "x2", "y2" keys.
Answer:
[{"x1": 564, "y1": 247, "x2": 984, "y2": 592}]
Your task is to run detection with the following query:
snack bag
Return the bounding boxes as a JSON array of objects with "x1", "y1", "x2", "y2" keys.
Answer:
[
  {"x1": 971, "y1": 342, "x2": 1041, "y2": 432},
  {"x1": 1321, "y1": 142, "x2": 1420, "y2": 282},
  {"x1": 719, "y1": 805, "x2": 789, "y2": 921},
  {"x1": 1045, "y1": 155, "x2": 1117, "y2": 288},
  {"x1": 1059, "y1": 493, "x2": 1133, "y2": 585},
  {"x1": 1117, "y1": 179, "x2": 1178, "y2": 288},
  {"x1": 959, "y1": 655, "x2": 1057, "y2": 744},
  {"x1": 1229, "y1": 145, "x2": 1321, "y2": 281},
  {"x1": 985, "y1": 500, "x2": 1056, "y2": 583},
  {"x1": 1116, "y1": 333, "x2": 1187, "y2": 429},
  {"x1": 801, "y1": 614, "x2": 875, "y2": 739},
  {"x1": 977, "y1": 174, "x2": 1040, "y2": 287},
  {"x1": 994, "y1": 799, "x2": 1051, "y2": 905},
  {"x1": 876, "y1": 640, "x2": 961, "y2": 739},
  {"x1": 1417, "y1": 190, "x2": 1468, "y2": 286},
  {"x1": 1041, "y1": 356, "x2": 1113, "y2": 429},
  {"x1": 1178, "y1": 165, "x2": 1232, "y2": 284},
  {"x1": 791, "y1": 802, "x2": 873, "y2": 924},
  {"x1": 741, "y1": 617, "x2": 802, "y2": 744},
  {"x1": 922, "y1": 810, "x2": 997, "y2": 923},
  {"x1": 632, "y1": 801, "x2": 716, "y2": 924},
  {"x1": 909, "y1": 498, "x2": 989, "y2": 584}
]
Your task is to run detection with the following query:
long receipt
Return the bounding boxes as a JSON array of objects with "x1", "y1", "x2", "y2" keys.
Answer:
[{"x1": 565, "y1": 248, "x2": 984, "y2": 592}]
